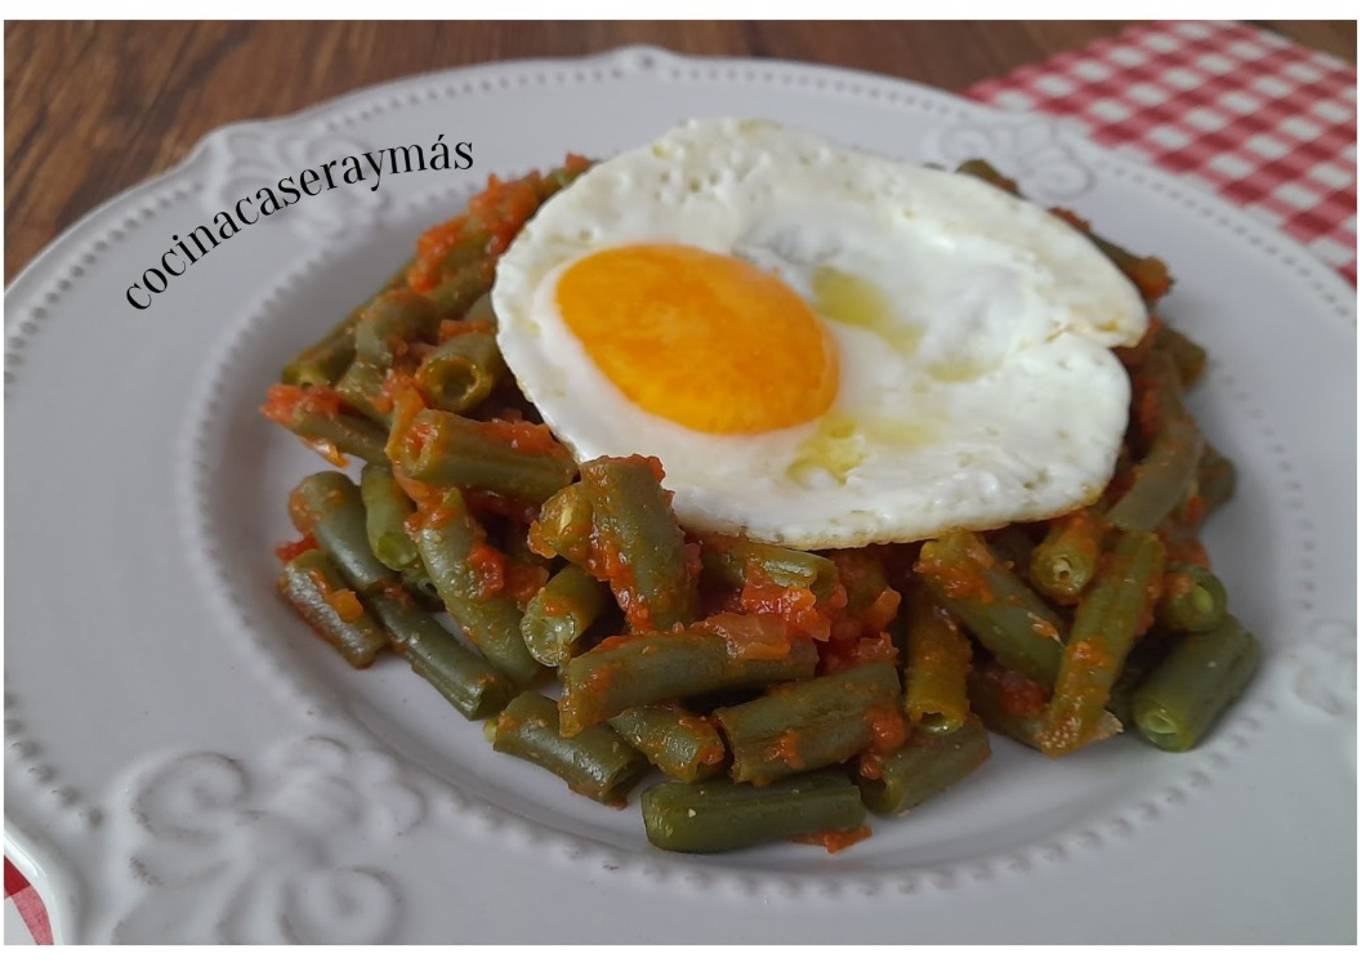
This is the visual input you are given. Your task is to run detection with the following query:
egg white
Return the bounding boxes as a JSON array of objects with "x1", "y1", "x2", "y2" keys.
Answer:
[{"x1": 493, "y1": 118, "x2": 1148, "y2": 549}]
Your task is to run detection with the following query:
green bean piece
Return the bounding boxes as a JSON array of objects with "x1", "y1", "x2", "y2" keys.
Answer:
[
  {"x1": 394, "y1": 409, "x2": 576, "y2": 506},
  {"x1": 1029, "y1": 509, "x2": 1104, "y2": 605},
  {"x1": 641, "y1": 771, "x2": 867, "y2": 854},
  {"x1": 1106, "y1": 636, "x2": 1172, "y2": 728},
  {"x1": 289, "y1": 472, "x2": 394, "y2": 593},
  {"x1": 1155, "y1": 324, "x2": 1208, "y2": 389},
  {"x1": 902, "y1": 592, "x2": 973, "y2": 735},
  {"x1": 283, "y1": 325, "x2": 358, "y2": 389},
  {"x1": 1039, "y1": 530, "x2": 1164, "y2": 756},
  {"x1": 1197, "y1": 444, "x2": 1238, "y2": 519},
  {"x1": 520, "y1": 564, "x2": 610, "y2": 667},
  {"x1": 699, "y1": 533, "x2": 840, "y2": 598},
  {"x1": 335, "y1": 357, "x2": 393, "y2": 427},
  {"x1": 489, "y1": 692, "x2": 648, "y2": 805},
  {"x1": 1156, "y1": 563, "x2": 1228, "y2": 633},
  {"x1": 1132, "y1": 615, "x2": 1260, "y2": 751},
  {"x1": 967, "y1": 664, "x2": 1050, "y2": 752},
  {"x1": 858, "y1": 716, "x2": 991, "y2": 815},
  {"x1": 268, "y1": 390, "x2": 391, "y2": 466},
  {"x1": 280, "y1": 259, "x2": 412, "y2": 386},
  {"x1": 425, "y1": 259, "x2": 495, "y2": 319},
  {"x1": 609, "y1": 705, "x2": 727, "y2": 783},
  {"x1": 559, "y1": 631, "x2": 819, "y2": 736},
  {"x1": 915, "y1": 531, "x2": 1067, "y2": 690},
  {"x1": 579, "y1": 456, "x2": 698, "y2": 631},
  {"x1": 415, "y1": 330, "x2": 506, "y2": 414},
  {"x1": 527, "y1": 482, "x2": 594, "y2": 565},
  {"x1": 366, "y1": 589, "x2": 514, "y2": 719},
  {"x1": 412, "y1": 488, "x2": 542, "y2": 687},
  {"x1": 354, "y1": 289, "x2": 439, "y2": 368},
  {"x1": 715, "y1": 662, "x2": 902, "y2": 786},
  {"x1": 1108, "y1": 352, "x2": 1204, "y2": 532},
  {"x1": 277, "y1": 549, "x2": 388, "y2": 669},
  {"x1": 359, "y1": 463, "x2": 420, "y2": 571}
]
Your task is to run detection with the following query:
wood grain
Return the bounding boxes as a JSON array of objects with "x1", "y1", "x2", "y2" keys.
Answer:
[{"x1": 5, "y1": 20, "x2": 1354, "y2": 281}]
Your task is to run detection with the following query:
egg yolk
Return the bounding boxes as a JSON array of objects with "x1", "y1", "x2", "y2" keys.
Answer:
[{"x1": 554, "y1": 243, "x2": 839, "y2": 434}]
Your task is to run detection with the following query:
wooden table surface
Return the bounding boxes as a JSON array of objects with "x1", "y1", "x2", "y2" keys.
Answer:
[{"x1": 5, "y1": 20, "x2": 1355, "y2": 281}]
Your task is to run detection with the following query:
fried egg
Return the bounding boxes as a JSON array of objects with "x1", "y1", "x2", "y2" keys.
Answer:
[{"x1": 493, "y1": 118, "x2": 1147, "y2": 549}]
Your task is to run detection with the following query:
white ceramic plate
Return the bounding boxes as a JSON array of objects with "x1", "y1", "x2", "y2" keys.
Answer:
[{"x1": 5, "y1": 47, "x2": 1356, "y2": 944}]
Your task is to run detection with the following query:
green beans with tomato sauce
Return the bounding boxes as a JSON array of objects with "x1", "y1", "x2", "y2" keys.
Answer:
[
  {"x1": 359, "y1": 463, "x2": 420, "y2": 571},
  {"x1": 857, "y1": 716, "x2": 991, "y2": 815},
  {"x1": 558, "y1": 628, "x2": 819, "y2": 736},
  {"x1": 1039, "y1": 529, "x2": 1165, "y2": 756},
  {"x1": 915, "y1": 531, "x2": 1067, "y2": 690},
  {"x1": 520, "y1": 564, "x2": 611, "y2": 667},
  {"x1": 641, "y1": 771, "x2": 867, "y2": 854},
  {"x1": 289, "y1": 472, "x2": 395, "y2": 592},
  {"x1": 578, "y1": 456, "x2": 698, "y2": 631},
  {"x1": 281, "y1": 258, "x2": 411, "y2": 386},
  {"x1": 366, "y1": 588, "x2": 515, "y2": 719},
  {"x1": 416, "y1": 330, "x2": 506, "y2": 414},
  {"x1": 1132, "y1": 615, "x2": 1259, "y2": 752},
  {"x1": 1155, "y1": 563, "x2": 1228, "y2": 633},
  {"x1": 902, "y1": 591, "x2": 972, "y2": 735},
  {"x1": 277, "y1": 548, "x2": 388, "y2": 668},
  {"x1": 1029, "y1": 509, "x2": 1104, "y2": 605},
  {"x1": 264, "y1": 387, "x2": 391, "y2": 466},
  {"x1": 609, "y1": 705, "x2": 727, "y2": 782},
  {"x1": 335, "y1": 357, "x2": 394, "y2": 427},
  {"x1": 699, "y1": 534, "x2": 839, "y2": 599},
  {"x1": 394, "y1": 409, "x2": 577, "y2": 505},
  {"x1": 412, "y1": 488, "x2": 542, "y2": 687},
  {"x1": 354, "y1": 289, "x2": 439, "y2": 368},
  {"x1": 714, "y1": 662, "x2": 903, "y2": 786},
  {"x1": 489, "y1": 692, "x2": 647, "y2": 805}
]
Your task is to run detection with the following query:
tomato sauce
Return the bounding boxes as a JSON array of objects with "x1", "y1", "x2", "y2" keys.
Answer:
[
  {"x1": 274, "y1": 533, "x2": 318, "y2": 564},
  {"x1": 791, "y1": 826, "x2": 872, "y2": 853}
]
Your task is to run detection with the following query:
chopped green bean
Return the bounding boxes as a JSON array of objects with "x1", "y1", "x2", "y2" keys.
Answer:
[
  {"x1": 715, "y1": 662, "x2": 902, "y2": 785},
  {"x1": 858, "y1": 716, "x2": 991, "y2": 815},
  {"x1": 416, "y1": 330, "x2": 506, "y2": 414},
  {"x1": 354, "y1": 289, "x2": 438, "y2": 367},
  {"x1": 987, "y1": 527, "x2": 1036, "y2": 572},
  {"x1": 902, "y1": 591, "x2": 972, "y2": 735},
  {"x1": 413, "y1": 488, "x2": 542, "y2": 687},
  {"x1": 366, "y1": 589, "x2": 514, "y2": 719},
  {"x1": 1039, "y1": 530, "x2": 1164, "y2": 756},
  {"x1": 394, "y1": 409, "x2": 576, "y2": 505},
  {"x1": 1029, "y1": 509, "x2": 1104, "y2": 605},
  {"x1": 425, "y1": 259, "x2": 495, "y2": 319},
  {"x1": 527, "y1": 482, "x2": 594, "y2": 565},
  {"x1": 579, "y1": 456, "x2": 697, "y2": 631},
  {"x1": 1156, "y1": 563, "x2": 1228, "y2": 633},
  {"x1": 1107, "y1": 353, "x2": 1203, "y2": 532},
  {"x1": 489, "y1": 692, "x2": 647, "y2": 805},
  {"x1": 1132, "y1": 615, "x2": 1259, "y2": 751},
  {"x1": 277, "y1": 549, "x2": 387, "y2": 668},
  {"x1": 609, "y1": 705, "x2": 727, "y2": 782},
  {"x1": 520, "y1": 564, "x2": 610, "y2": 667},
  {"x1": 266, "y1": 389, "x2": 391, "y2": 466},
  {"x1": 359, "y1": 463, "x2": 420, "y2": 571},
  {"x1": 289, "y1": 472, "x2": 394, "y2": 592},
  {"x1": 915, "y1": 531, "x2": 1067, "y2": 689},
  {"x1": 335, "y1": 357, "x2": 393, "y2": 427},
  {"x1": 641, "y1": 771, "x2": 867, "y2": 854},
  {"x1": 559, "y1": 630, "x2": 819, "y2": 736},
  {"x1": 1106, "y1": 636, "x2": 1173, "y2": 728},
  {"x1": 699, "y1": 534, "x2": 839, "y2": 598},
  {"x1": 281, "y1": 259, "x2": 411, "y2": 386}
]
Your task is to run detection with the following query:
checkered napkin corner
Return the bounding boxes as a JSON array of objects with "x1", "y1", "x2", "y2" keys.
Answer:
[
  {"x1": 967, "y1": 20, "x2": 1357, "y2": 286},
  {"x1": 4, "y1": 859, "x2": 51, "y2": 945}
]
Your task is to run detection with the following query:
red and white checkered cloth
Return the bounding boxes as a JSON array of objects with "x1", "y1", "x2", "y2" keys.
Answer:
[
  {"x1": 4, "y1": 19, "x2": 1356, "y2": 946},
  {"x1": 967, "y1": 20, "x2": 1357, "y2": 285}
]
